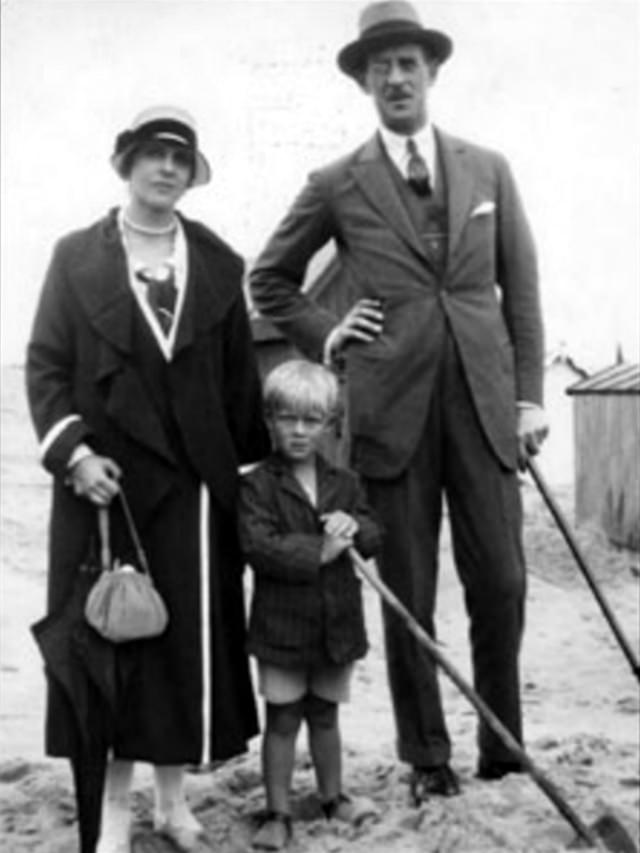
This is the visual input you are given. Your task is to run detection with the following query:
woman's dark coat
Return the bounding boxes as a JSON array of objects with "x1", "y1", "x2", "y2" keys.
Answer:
[
  {"x1": 238, "y1": 453, "x2": 382, "y2": 668},
  {"x1": 26, "y1": 208, "x2": 269, "y2": 765}
]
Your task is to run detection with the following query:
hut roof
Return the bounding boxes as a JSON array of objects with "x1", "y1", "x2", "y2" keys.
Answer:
[
  {"x1": 567, "y1": 363, "x2": 640, "y2": 395},
  {"x1": 544, "y1": 349, "x2": 589, "y2": 379}
]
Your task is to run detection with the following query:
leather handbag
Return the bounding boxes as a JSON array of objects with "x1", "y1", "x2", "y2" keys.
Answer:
[{"x1": 85, "y1": 491, "x2": 169, "y2": 643}]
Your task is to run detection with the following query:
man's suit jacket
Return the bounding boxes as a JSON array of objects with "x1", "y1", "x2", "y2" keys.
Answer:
[{"x1": 251, "y1": 130, "x2": 544, "y2": 478}]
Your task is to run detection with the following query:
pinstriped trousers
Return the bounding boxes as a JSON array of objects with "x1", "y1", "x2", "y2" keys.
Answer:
[{"x1": 365, "y1": 331, "x2": 526, "y2": 768}]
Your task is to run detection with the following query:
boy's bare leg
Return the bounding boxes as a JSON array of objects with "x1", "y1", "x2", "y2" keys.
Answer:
[{"x1": 263, "y1": 701, "x2": 304, "y2": 813}]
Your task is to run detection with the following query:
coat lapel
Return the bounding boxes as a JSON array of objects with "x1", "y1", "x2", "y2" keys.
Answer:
[
  {"x1": 72, "y1": 211, "x2": 134, "y2": 357},
  {"x1": 437, "y1": 129, "x2": 475, "y2": 267},
  {"x1": 350, "y1": 134, "x2": 430, "y2": 265},
  {"x1": 171, "y1": 220, "x2": 241, "y2": 359},
  {"x1": 71, "y1": 212, "x2": 177, "y2": 467}
]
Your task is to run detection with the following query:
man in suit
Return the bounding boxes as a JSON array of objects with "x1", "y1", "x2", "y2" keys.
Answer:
[{"x1": 250, "y1": 1, "x2": 549, "y2": 802}]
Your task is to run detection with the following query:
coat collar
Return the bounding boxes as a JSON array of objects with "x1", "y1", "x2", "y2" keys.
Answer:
[
  {"x1": 350, "y1": 129, "x2": 476, "y2": 270},
  {"x1": 74, "y1": 209, "x2": 134, "y2": 356},
  {"x1": 70, "y1": 209, "x2": 239, "y2": 360},
  {"x1": 264, "y1": 452, "x2": 339, "y2": 512}
]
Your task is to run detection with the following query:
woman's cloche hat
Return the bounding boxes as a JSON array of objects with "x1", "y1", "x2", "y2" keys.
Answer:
[
  {"x1": 337, "y1": 0, "x2": 453, "y2": 79},
  {"x1": 111, "y1": 105, "x2": 211, "y2": 187}
]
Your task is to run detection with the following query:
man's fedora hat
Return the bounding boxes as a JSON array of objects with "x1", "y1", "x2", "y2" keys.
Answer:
[
  {"x1": 337, "y1": 1, "x2": 453, "y2": 78},
  {"x1": 111, "y1": 105, "x2": 211, "y2": 187}
]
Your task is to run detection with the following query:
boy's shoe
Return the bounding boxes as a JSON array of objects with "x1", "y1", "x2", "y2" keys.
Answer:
[
  {"x1": 252, "y1": 811, "x2": 292, "y2": 850},
  {"x1": 321, "y1": 792, "x2": 379, "y2": 826}
]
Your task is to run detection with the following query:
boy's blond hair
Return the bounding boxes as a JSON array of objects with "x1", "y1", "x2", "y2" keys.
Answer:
[{"x1": 263, "y1": 359, "x2": 339, "y2": 418}]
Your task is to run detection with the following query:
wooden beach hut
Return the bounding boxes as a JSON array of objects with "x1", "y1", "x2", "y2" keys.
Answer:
[
  {"x1": 540, "y1": 350, "x2": 588, "y2": 485},
  {"x1": 567, "y1": 362, "x2": 640, "y2": 551}
]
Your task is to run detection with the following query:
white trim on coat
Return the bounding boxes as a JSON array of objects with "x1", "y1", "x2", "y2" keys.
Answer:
[
  {"x1": 39, "y1": 414, "x2": 81, "y2": 459},
  {"x1": 118, "y1": 209, "x2": 189, "y2": 362}
]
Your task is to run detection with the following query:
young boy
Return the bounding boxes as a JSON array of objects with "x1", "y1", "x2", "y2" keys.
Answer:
[{"x1": 238, "y1": 359, "x2": 383, "y2": 850}]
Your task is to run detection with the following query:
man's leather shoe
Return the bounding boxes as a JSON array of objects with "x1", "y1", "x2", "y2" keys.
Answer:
[
  {"x1": 409, "y1": 764, "x2": 460, "y2": 804},
  {"x1": 476, "y1": 759, "x2": 525, "y2": 780}
]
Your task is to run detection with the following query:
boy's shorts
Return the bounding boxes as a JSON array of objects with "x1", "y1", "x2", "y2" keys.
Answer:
[{"x1": 257, "y1": 661, "x2": 355, "y2": 704}]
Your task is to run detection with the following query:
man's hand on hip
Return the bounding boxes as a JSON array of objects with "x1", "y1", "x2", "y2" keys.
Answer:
[
  {"x1": 326, "y1": 298, "x2": 384, "y2": 360},
  {"x1": 517, "y1": 404, "x2": 549, "y2": 470}
]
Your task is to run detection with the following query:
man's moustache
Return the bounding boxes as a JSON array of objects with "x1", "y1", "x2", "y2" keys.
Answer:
[{"x1": 385, "y1": 88, "x2": 412, "y2": 100}]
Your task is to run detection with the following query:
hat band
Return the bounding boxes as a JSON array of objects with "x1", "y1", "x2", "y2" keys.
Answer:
[
  {"x1": 114, "y1": 119, "x2": 197, "y2": 157},
  {"x1": 360, "y1": 19, "x2": 424, "y2": 40}
]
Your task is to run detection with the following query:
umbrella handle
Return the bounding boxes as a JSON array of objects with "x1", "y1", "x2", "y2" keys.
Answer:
[
  {"x1": 95, "y1": 494, "x2": 150, "y2": 576},
  {"x1": 98, "y1": 507, "x2": 110, "y2": 572},
  {"x1": 526, "y1": 458, "x2": 640, "y2": 683}
]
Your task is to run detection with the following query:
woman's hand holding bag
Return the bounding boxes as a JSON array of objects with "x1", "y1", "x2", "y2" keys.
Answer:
[{"x1": 84, "y1": 492, "x2": 169, "y2": 643}]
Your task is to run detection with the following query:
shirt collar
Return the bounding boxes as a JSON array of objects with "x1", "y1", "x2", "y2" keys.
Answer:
[{"x1": 378, "y1": 122, "x2": 436, "y2": 182}]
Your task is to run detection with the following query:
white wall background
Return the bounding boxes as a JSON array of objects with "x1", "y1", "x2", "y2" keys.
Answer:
[{"x1": 2, "y1": 0, "x2": 639, "y2": 368}]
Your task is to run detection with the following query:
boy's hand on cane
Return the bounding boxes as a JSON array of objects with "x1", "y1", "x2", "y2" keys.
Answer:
[{"x1": 320, "y1": 511, "x2": 359, "y2": 564}]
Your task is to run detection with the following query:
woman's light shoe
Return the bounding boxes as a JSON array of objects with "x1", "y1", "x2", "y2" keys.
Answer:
[
  {"x1": 96, "y1": 814, "x2": 131, "y2": 853},
  {"x1": 154, "y1": 810, "x2": 206, "y2": 851},
  {"x1": 96, "y1": 836, "x2": 131, "y2": 853}
]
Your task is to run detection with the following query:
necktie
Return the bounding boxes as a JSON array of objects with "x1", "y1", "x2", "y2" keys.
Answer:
[
  {"x1": 406, "y1": 138, "x2": 432, "y2": 197},
  {"x1": 136, "y1": 267, "x2": 177, "y2": 335}
]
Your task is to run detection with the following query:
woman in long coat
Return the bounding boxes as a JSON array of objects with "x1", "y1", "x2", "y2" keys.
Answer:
[{"x1": 26, "y1": 105, "x2": 269, "y2": 853}]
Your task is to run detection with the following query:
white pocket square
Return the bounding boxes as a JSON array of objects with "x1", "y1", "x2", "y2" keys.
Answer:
[{"x1": 470, "y1": 200, "x2": 496, "y2": 218}]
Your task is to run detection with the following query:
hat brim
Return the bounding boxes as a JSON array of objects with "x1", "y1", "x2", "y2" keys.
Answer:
[
  {"x1": 111, "y1": 144, "x2": 211, "y2": 188},
  {"x1": 337, "y1": 28, "x2": 453, "y2": 78}
]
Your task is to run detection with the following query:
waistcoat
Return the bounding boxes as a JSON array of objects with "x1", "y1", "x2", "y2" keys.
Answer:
[{"x1": 384, "y1": 144, "x2": 449, "y2": 275}]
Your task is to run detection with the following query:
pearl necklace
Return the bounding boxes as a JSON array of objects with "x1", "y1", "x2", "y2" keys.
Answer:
[{"x1": 122, "y1": 213, "x2": 177, "y2": 236}]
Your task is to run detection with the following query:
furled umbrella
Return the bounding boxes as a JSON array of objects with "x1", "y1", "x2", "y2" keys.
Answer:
[{"x1": 31, "y1": 564, "x2": 118, "y2": 853}]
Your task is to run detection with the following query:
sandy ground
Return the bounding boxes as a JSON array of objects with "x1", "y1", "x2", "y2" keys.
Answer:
[{"x1": 1, "y1": 363, "x2": 639, "y2": 852}]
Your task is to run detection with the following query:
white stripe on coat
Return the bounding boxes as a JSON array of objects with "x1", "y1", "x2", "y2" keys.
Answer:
[{"x1": 39, "y1": 414, "x2": 81, "y2": 459}]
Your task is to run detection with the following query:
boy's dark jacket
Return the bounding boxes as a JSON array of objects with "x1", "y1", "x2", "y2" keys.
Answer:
[{"x1": 238, "y1": 452, "x2": 382, "y2": 668}]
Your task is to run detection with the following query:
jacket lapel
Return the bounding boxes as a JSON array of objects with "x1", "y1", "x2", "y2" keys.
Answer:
[
  {"x1": 266, "y1": 454, "x2": 339, "y2": 516},
  {"x1": 350, "y1": 134, "x2": 430, "y2": 265},
  {"x1": 266, "y1": 456, "x2": 312, "y2": 509},
  {"x1": 316, "y1": 456, "x2": 341, "y2": 515},
  {"x1": 437, "y1": 129, "x2": 475, "y2": 267}
]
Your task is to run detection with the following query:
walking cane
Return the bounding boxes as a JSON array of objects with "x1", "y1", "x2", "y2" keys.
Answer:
[
  {"x1": 526, "y1": 458, "x2": 640, "y2": 683},
  {"x1": 348, "y1": 547, "x2": 637, "y2": 852}
]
